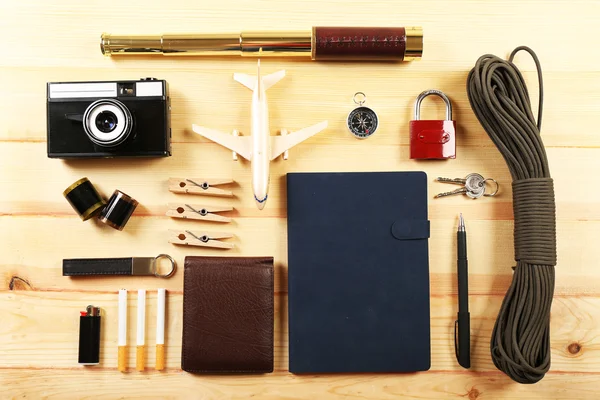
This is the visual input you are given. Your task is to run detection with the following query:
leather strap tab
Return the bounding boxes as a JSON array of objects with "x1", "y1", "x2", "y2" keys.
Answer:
[
  {"x1": 391, "y1": 219, "x2": 430, "y2": 240},
  {"x1": 63, "y1": 257, "x2": 133, "y2": 276}
]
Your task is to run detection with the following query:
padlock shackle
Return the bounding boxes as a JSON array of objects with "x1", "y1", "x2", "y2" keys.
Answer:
[{"x1": 414, "y1": 89, "x2": 452, "y2": 120}]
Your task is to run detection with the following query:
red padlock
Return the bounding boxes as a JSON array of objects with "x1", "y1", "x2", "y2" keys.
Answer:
[{"x1": 409, "y1": 90, "x2": 456, "y2": 159}]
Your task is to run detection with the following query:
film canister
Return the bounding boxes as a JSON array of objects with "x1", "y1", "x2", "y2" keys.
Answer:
[
  {"x1": 78, "y1": 305, "x2": 101, "y2": 365},
  {"x1": 98, "y1": 190, "x2": 139, "y2": 231},
  {"x1": 63, "y1": 177, "x2": 106, "y2": 221}
]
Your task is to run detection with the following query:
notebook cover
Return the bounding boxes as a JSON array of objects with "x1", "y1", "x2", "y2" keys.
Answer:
[
  {"x1": 287, "y1": 171, "x2": 431, "y2": 373},
  {"x1": 181, "y1": 256, "x2": 274, "y2": 373}
]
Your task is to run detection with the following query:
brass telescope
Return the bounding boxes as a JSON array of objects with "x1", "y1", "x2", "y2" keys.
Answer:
[{"x1": 101, "y1": 26, "x2": 423, "y2": 61}]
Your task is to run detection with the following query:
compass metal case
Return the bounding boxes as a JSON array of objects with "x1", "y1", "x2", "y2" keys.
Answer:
[{"x1": 347, "y1": 92, "x2": 379, "y2": 139}]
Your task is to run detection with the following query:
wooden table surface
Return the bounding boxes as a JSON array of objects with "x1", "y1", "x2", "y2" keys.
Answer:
[{"x1": 1, "y1": 1, "x2": 598, "y2": 399}]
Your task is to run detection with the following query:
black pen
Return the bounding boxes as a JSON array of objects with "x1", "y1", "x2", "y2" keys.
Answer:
[{"x1": 455, "y1": 213, "x2": 471, "y2": 368}]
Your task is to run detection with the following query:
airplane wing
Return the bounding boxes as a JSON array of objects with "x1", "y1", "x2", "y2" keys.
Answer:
[
  {"x1": 270, "y1": 120, "x2": 328, "y2": 160},
  {"x1": 192, "y1": 124, "x2": 253, "y2": 160}
]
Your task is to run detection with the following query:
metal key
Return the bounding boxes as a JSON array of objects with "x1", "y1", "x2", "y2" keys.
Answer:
[
  {"x1": 466, "y1": 187, "x2": 485, "y2": 199},
  {"x1": 466, "y1": 173, "x2": 499, "y2": 197},
  {"x1": 435, "y1": 173, "x2": 485, "y2": 199},
  {"x1": 435, "y1": 186, "x2": 482, "y2": 198},
  {"x1": 465, "y1": 173, "x2": 486, "y2": 199},
  {"x1": 436, "y1": 177, "x2": 467, "y2": 185},
  {"x1": 435, "y1": 173, "x2": 499, "y2": 199}
]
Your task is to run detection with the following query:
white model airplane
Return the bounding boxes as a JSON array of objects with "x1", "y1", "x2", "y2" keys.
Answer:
[{"x1": 192, "y1": 61, "x2": 328, "y2": 210}]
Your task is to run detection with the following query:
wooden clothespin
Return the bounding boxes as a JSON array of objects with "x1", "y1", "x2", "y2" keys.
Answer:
[
  {"x1": 168, "y1": 178, "x2": 234, "y2": 197},
  {"x1": 166, "y1": 203, "x2": 232, "y2": 223},
  {"x1": 169, "y1": 230, "x2": 234, "y2": 249}
]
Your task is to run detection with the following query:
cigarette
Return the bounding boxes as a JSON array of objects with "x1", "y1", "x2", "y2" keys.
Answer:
[
  {"x1": 136, "y1": 289, "x2": 146, "y2": 371},
  {"x1": 118, "y1": 289, "x2": 127, "y2": 372},
  {"x1": 156, "y1": 288, "x2": 166, "y2": 371}
]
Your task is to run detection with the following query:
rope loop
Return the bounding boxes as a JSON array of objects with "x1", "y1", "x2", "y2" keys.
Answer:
[
  {"x1": 467, "y1": 46, "x2": 555, "y2": 384},
  {"x1": 512, "y1": 178, "x2": 557, "y2": 266}
]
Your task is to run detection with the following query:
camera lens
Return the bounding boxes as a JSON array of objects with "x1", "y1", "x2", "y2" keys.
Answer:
[
  {"x1": 95, "y1": 111, "x2": 117, "y2": 133},
  {"x1": 83, "y1": 99, "x2": 133, "y2": 148}
]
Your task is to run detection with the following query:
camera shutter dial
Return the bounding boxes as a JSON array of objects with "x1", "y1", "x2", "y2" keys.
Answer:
[{"x1": 83, "y1": 99, "x2": 133, "y2": 147}]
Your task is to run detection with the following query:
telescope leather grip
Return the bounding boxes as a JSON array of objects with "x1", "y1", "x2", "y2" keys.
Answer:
[{"x1": 314, "y1": 27, "x2": 408, "y2": 61}]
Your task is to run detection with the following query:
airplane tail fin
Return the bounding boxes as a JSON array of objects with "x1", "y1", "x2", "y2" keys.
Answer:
[
  {"x1": 262, "y1": 69, "x2": 286, "y2": 91},
  {"x1": 233, "y1": 60, "x2": 285, "y2": 92},
  {"x1": 233, "y1": 73, "x2": 256, "y2": 91}
]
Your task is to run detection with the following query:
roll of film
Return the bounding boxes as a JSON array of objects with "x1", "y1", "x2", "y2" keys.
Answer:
[
  {"x1": 63, "y1": 177, "x2": 106, "y2": 221},
  {"x1": 98, "y1": 190, "x2": 139, "y2": 231}
]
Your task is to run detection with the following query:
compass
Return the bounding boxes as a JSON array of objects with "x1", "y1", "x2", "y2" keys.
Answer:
[{"x1": 347, "y1": 92, "x2": 379, "y2": 139}]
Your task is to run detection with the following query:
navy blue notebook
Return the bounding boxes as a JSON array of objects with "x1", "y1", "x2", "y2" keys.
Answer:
[{"x1": 287, "y1": 171, "x2": 431, "y2": 373}]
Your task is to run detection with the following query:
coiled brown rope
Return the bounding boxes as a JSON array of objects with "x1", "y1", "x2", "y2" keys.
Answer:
[{"x1": 467, "y1": 46, "x2": 556, "y2": 384}]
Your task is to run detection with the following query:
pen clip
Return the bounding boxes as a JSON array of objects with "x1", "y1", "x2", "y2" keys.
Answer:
[
  {"x1": 454, "y1": 319, "x2": 459, "y2": 361},
  {"x1": 454, "y1": 312, "x2": 471, "y2": 369}
]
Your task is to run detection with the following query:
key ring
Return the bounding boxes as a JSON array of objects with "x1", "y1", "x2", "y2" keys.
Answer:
[
  {"x1": 353, "y1": 92, "x2": 366, "y2": 106},
  {"x1": 152, "y1": 254, "x2": 176, "y2": 278},
  {"x1": 483, "y1": 178, "x2": 499, "y2": 197}
]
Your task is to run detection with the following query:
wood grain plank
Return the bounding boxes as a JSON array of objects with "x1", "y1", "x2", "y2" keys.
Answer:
[
  {"x1": 1, "y1": 0, "x2": 599, "y2": 73},
  {"x1": 1, "y1": 0, "x2": 598, "y2": 398},
  {"x1": 2, "y1": 216, "x2": 598, "y2": 294},
  {"x1": 0, "y1": 143, "x2": 597, "y2": 221},
  {"x1": 1, "y1": 369, "x2": 599, "y2": 400},
  {"x1": 0, "y1": 292, "x2": 596, "y2": 374},
  {"x1": 2, "y1": 66, "x2": 599, "y2": 149}
]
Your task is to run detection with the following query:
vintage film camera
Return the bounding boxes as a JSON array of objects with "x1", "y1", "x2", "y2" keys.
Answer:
[{"x1": 47, "y1": 78, "x2": 171, "y2": 158}]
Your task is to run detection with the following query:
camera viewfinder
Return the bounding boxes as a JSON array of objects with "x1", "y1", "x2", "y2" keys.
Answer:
[{"x1": 118, "y1": 82, "x2": 135, "y2": 96}]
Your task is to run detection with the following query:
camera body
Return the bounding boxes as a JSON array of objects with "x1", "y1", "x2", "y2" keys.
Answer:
[{"x1": 47, "y1": 78, "x2": 171, "y2": 158}]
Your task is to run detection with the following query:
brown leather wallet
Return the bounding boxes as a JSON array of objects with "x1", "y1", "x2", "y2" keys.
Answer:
[{"x1": 181, "y1": 256, "x2": 274, "y2": 373}]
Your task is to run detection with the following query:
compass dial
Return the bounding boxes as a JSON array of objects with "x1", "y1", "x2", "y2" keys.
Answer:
[{"x1": 347, "y1": 106, "x2": 378, "y2": 139}]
